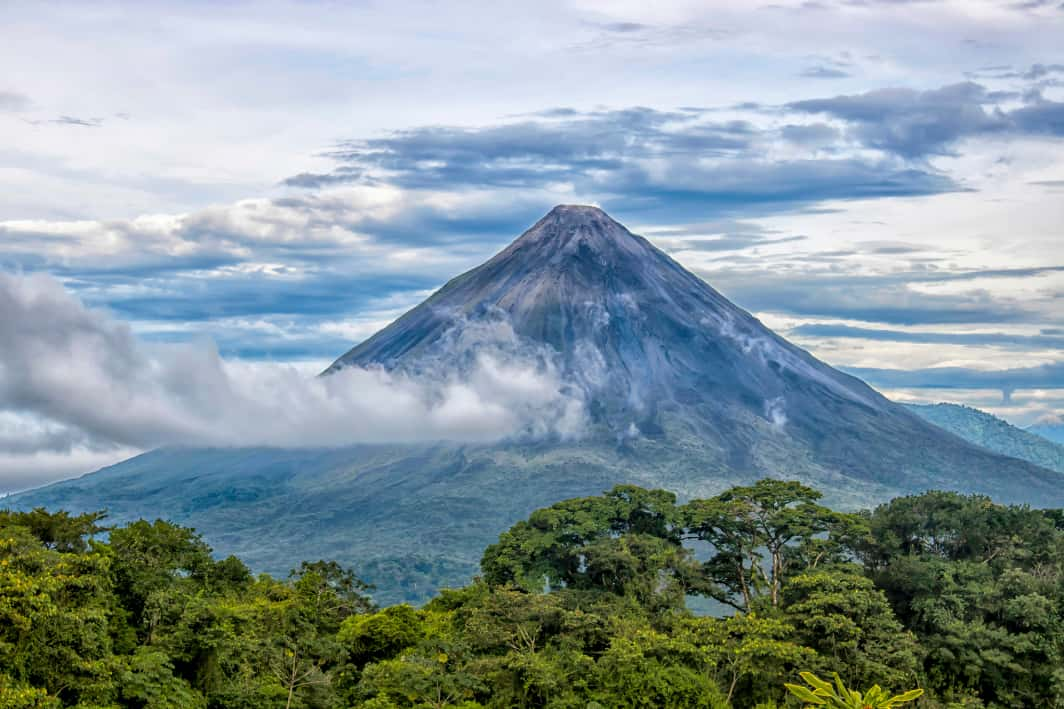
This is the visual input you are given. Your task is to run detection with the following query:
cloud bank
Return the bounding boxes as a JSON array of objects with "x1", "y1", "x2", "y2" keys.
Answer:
[{"x1": 0, "y1": 272, "x2": 586, "y2": 484}]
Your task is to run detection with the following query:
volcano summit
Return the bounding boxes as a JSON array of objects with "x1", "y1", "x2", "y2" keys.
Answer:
[{"x1": 9, "y1": 205, "x2": 1063, "y2": 603}]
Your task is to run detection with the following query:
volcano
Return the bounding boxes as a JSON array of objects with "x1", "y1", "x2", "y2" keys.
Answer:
[{"x1": 9, "y1": 205, "x2": 1062, "y2": 604}]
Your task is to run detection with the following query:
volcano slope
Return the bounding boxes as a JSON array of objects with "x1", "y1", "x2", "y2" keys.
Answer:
[{"x1": 9, "y1": 205, "x2": 1062, "y2": 604}]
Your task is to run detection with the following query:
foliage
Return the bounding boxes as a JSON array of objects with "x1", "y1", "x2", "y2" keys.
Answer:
[
  {"x1": 481, "y1": 485, "x2": 697, "y2": 611},
  {"x1": 1, "y1": 480, "x2": 1062, "y2": 707},
  {"x1": 682, "y1": 480, "x2": 848, "y2": 610},
  {"x1": 782, "y1": 569, "x2": 920, "y2": 691},
  {"x1": 785, "y1": 671, "x2": 923, "y2": 708}
]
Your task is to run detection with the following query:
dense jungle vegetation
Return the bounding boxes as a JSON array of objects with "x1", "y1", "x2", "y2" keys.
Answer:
[{"x1": 2, "y1": 480, "x2": 1063, "y2": 708}]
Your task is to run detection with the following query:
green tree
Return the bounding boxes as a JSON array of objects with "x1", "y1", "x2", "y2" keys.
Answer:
[
  {"x1": 589, "y1": 620, "x2": 728, "y2": 708},
  {"x1": 678, "y1": 612, "x2": 811, "y2": 706},
  {"x1": 0, "y1": 508, "x2": 107, "y2": 553},
  {"x1": 782, "y1": 569, "x2": 919, "y2": 691},
  {"x1": 290, "y1": 559, "x2": 375, "y2": 632},
  {"x1": 481, "y1": 485, "x2": 698, "y2": 611},
  {"x1": 357, "y1": 641, "x2": 484, "y2": 708},
  {"x1": 860, "y1": 491, "x2": 1064, "y2": 707},
  {"x1": 340, "y1": 605, "x2": 426, "y2": 668},
  {"x1": 682, "y1": 479, "x2": 844, "y2": 611},
  {"x1": 0, "y1": 526, "x2": 115, "y2": 705},
  {"x1": 108, "y1": 519, "x2": 214, "y2": 632}
]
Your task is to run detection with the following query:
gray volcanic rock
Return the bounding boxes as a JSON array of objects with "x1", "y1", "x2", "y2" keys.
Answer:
[{"x1": 8, "y1": 205, "x2": 1064, "y2": 605}]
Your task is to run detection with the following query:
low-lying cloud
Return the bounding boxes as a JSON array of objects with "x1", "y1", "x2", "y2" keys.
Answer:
[{"x1": 0, "y1": 273, "x2": 587, "y2": 472}]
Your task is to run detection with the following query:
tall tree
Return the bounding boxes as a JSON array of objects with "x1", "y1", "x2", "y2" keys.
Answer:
[
  {"x1": 682, "y1": 479, "x2": 842, "y2": 610},
  {"x1": 481, "y1": 485, "x2": 697, "y2": 610}
]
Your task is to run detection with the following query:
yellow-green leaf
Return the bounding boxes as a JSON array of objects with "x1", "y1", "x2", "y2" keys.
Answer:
[{"x1": 785, "y1": 684, "x2": 829, "y2": 705}]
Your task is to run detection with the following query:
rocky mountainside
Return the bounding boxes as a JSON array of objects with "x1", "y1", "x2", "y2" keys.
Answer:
[{"x1": 8, "y1": 205, "x2": 1063, "y2": 604}]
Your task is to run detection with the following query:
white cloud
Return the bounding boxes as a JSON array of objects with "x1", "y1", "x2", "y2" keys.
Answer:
[{"x1": 0, "y1": 272, "x2": 586, "y2": 492}]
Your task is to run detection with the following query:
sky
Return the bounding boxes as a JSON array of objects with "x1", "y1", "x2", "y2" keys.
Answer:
[{"x1": 1, "y1": 0, "x2": 1063, "y2": 491}]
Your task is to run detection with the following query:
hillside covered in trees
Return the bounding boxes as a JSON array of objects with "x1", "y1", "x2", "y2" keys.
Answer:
[{"x1": 3, "y1": 481, "x2": 1063, "y2": 708}]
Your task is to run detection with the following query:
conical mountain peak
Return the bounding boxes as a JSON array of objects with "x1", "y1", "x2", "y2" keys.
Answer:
[
  {"x1": 504, "y1": 204, "x2": 649, "y2": 261},
  {"x1": 325, "y1": 205, "x2": 887, "y2": 424},
  {"x1": 545, "y1": 203, "x2": 609, "y2": 219}
]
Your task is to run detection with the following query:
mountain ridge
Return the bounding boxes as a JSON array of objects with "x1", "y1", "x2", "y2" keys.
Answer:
[{"x1": 906, "y1": 402, "x2": 1064, "y2": 474}]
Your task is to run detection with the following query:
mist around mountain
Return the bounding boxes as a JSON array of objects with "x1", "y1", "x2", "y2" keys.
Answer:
[
  {"x1": 905, "y1": 402, "x2": 1064, "y2": 474},
  {"x1": 7, "y1": 206, "x2": 1063, "y2": 605}
]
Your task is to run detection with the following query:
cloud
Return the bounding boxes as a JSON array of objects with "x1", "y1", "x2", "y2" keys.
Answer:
[
  {"x1": 646, "y1": 219, "x2": 808, "y2": 253},
  {"x1": 1022, "y1": 63, "x2": 1064, "y2": 79},
  {"x1": 48, "y1": 115, "x2": 103, "y2": 127},
  {"x1": 0, "y1": 188, "x2": 541, "y2": 278},
  {"x1": 703, "y1": 266, "x2": 1060, "y2": 325},
  {"x1": 779, "y1": 122, "x2": 841, "y2": 145},
  {"x1": 789, "y1": 82, "x2": 1005, "y2": 157},
  {"x1": 0, "y1": 273, "x2": 587, "y2": 470},
  {"x1": 0, "y1": 90, "x2": 29, "y2": 112},
  {"x1": 22, "y1": 115, "x2": 105, "y2": 127},
  {"x1": 847, "y1": 360, "x2": 1064, "y2": 395},
  {"x1": 0, "y1": 447, "x2": 141, "y2": 497},
  {"x1": 572, "y1": 21, "x2": 730, "y2": 51},
  {"x1": 789, "y1": 81, "x2": 1064, "y2": 157},
  {"x1": 285, "y1": 108, "x2": 754, "y2": 190},
  {"x1": 799, "y1": 65, "x2": 851, "y2": 79},
  {"x1": 790, "y1": 323, "x2": 1064, "y2": 349},
  {"x1": 0, "y1": 189, "x2": 590, "y2": 361},
  {"x1": 283, "y1": 108, "x2": 960, "y2": 220}
]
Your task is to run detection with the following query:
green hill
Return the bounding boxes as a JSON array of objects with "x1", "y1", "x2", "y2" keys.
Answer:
[{"x1": 906, "y1": 402, "x2": 1064, "y2": 474}]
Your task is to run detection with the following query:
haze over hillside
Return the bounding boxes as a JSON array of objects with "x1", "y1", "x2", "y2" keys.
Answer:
[
  {"x1": 7, "y1": 206, "x2": 1062, "y2": 604},
  {"x1": 906, "y1": 402, "x2": 1064, "y2": 474},
  {"x1": 1030, "y1": 421, "x2": 1064, "y2": 446}
]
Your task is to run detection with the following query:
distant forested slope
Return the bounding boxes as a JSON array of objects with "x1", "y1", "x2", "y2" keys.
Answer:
[{"x1": 906, "y1": 402, "x2": 1064, "y2": 474}]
